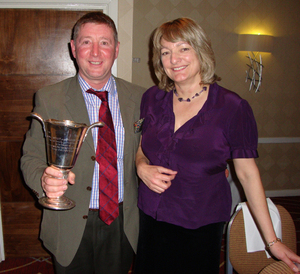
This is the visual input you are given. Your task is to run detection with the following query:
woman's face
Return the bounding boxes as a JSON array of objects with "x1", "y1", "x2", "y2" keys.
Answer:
[{"x1": 160, "y1": 38, "x2": 201, "y2": 87}]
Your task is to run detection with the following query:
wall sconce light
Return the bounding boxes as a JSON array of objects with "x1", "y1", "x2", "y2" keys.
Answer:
[{"x1": 238, "y1": 34, "x2": 274, "y2": 92}]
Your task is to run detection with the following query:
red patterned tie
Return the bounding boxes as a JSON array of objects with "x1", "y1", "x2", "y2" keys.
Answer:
[{"x1": 86, "y1": 89, "x2": 119, "y2": 225}]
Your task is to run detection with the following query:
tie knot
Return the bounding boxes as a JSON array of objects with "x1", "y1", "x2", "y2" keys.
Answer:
[{"x1": 86, "y1": 89, "x2": 108, "y2": 102}]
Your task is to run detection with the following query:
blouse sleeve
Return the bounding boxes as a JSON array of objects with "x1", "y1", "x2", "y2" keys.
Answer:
[{"x1": 228, "y1": 99, "x2": 259, "y2": 159}]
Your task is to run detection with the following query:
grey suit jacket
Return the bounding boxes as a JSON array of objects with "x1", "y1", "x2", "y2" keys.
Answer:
[{"x1": 20, "y1": 76, "x2": 145, "y2": 266}]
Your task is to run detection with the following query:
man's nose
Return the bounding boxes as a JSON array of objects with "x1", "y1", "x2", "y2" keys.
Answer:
[{"x1": 91, "y1": 43, "x2": 99, "y2": 56}]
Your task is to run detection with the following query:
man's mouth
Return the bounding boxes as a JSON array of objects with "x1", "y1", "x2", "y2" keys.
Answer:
[{"x1": 90, "y1": 61, "x2": 101, "y2": 65}]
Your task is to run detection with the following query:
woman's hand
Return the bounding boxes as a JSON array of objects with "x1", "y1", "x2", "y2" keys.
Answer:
[
  {"x1": 41, "y1": 166, "x2": 75, "y2": 198},
  {"x1": 135, "y1": 137, "x2": 177, "y2": 194},
  {"x1": 233, "y1": 158, "x2": 300, "y2": 273},
  {"x1": 268, "y1": 241, "x2": 300, "y2": 273},
  {"x1": 137, "y1": 160, "x2": 177, "y2": 194}
]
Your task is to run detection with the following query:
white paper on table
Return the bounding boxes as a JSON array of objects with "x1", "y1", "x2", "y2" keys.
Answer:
[{"x1": 236, "y1": 198, "x2": 282, "y2": 258}]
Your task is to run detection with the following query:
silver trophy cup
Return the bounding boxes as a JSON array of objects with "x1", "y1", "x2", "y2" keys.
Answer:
[{"x1": 30, "y1": 112, "x2": 104, "y2": 210}]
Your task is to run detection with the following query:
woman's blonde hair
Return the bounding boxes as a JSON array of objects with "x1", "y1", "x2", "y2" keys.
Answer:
[{"x1": 152, "y1": 17, "x2": 220, "y2": 91}]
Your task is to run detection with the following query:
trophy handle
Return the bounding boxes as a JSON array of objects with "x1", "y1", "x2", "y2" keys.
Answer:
[
  {"x1": 30, "y1": 112, "x2": 46, "y2": 134},
  {"x1": 83, "y1": 121, "x2": 105, "y2": 142}
]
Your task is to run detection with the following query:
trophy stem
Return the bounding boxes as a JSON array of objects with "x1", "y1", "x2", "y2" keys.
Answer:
[{"x1": 38, "y1": 166, "x2": 76, "y2": 210}]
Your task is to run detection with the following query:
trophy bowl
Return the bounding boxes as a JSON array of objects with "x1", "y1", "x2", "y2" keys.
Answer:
[{"x1": 30, "y1": 112, "x2": 104, "y2": 210}]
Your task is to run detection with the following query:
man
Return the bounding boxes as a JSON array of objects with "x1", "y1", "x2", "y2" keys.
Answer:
[{"x1": 21, "y1": 12, "x2": 145, "y2": 274}]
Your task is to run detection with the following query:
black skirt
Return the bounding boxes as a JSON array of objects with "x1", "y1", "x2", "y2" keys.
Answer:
[{"x1": 134, "y1": 209, "x2": 224, "y2": 274}]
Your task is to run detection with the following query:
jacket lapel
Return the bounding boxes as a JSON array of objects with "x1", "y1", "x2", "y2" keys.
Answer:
[{"x1": 115, "y1": 78, "x2": 136, "y2": 155}]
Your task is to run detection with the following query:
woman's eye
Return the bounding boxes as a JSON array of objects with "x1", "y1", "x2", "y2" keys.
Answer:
[
  {"x1": 182, "y1": 47, "x2": 190, "y2": 52},
  {"x1": 161, "y1": 51, "x2": 169, "y2": 56}
]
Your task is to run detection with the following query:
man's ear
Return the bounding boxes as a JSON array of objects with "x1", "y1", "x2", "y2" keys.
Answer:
[
  {"x1": 114, "y1": 41, "x2": 120, "y2": 60},
  {"x1": 70, "y1": 40, "x2": 76, "y2": 59}
]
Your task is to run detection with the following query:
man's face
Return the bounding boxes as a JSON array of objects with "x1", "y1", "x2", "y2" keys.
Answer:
[{"x1": 71, "y1": 22, "x2": 119, "y2": 89}]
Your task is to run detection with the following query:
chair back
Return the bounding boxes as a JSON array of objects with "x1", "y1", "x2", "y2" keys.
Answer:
[
  {"x1": 259, "y1": 261, "x2": 295, "y2": 274},
  {"x1": 226, "y1": 204, "x2": 296, "y2": 274}
]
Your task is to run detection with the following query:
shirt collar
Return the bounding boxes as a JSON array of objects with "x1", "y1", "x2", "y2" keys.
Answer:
[{"x1": 78, "y1": 74, "x2": 116, "y2": 97}]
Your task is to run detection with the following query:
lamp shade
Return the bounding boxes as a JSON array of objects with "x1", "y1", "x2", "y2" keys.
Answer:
[{"x1": 238, "y1": 34, "x2": 274, "y2": 52}]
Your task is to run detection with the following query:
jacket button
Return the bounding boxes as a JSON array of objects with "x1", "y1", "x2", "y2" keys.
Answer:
[
  {"x1": 91, "y1": 156, "x2": 96, "y2": 161},
  {"x1": 83, "y1": 215, "x2": 88, "y2": 219},
  {"x1": 87, "y1": 186, "x2": 92, "y2": 191}
]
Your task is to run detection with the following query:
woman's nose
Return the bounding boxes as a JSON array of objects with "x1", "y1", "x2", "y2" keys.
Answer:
[{"x1": 170, "y1": 52, "x2": 180, "y2": 64}]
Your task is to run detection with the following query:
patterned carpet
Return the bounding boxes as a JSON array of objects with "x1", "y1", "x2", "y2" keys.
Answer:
[
  {"x1": 0, "y1": 257, "x2": 53, "y2": 274},
  {"x1": 0, "y1": 196, "x2": 298, "y2": 274}
]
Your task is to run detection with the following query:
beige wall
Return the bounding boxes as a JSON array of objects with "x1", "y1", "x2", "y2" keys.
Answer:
[
  {"x1": 132, "y1": 0, "x2": 300, "y2": 193},
  {"x1": 118, "y1": 0, "x2": 134, "y2": 81}
]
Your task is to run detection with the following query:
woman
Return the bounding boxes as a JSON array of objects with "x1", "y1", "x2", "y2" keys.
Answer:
[{"x1": 135, "y1": 18, "x2": 300, "y2": 273}]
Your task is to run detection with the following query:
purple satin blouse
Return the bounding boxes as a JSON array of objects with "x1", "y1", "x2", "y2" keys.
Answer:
[{"x1": 138, "y1": 83, "x2": 258, "y2": 229}]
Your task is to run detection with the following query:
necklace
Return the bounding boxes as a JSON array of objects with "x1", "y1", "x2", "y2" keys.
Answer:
[{"x1": 174, "y1": 86, "x2": 207, "y2": 102}]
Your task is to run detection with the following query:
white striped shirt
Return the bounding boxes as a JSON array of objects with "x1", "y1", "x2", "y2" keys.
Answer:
[{"x1": 78, "y1": 75, "x2": 125, "y2": 208}]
